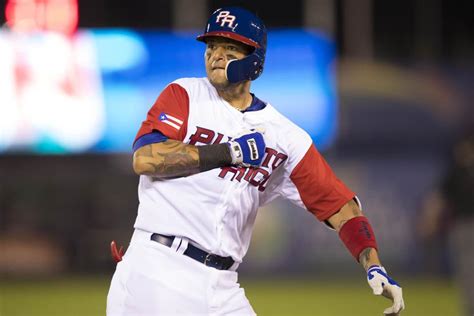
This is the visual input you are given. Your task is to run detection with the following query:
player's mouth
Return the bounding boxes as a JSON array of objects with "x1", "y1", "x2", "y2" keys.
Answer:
[
  {"x1": 211, "y1": 60, "x2": 226, "y2": 71},
  {"x1": 212, "y1": 66, "x2": 225, "y2": 71}
]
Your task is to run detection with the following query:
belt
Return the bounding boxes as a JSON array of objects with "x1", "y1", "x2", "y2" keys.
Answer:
[{"x1": 150, "y1": 233, "x2": 235, "y2": 271}]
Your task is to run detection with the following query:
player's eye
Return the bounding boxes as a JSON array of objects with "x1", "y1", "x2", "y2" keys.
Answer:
[{"x1": 227, "y1": 45, "x2": 237, "y2": 51}]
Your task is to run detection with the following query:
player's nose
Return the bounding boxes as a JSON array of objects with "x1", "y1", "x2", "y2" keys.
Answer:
[{"x1": 211, "y1": 46, "x2": 227, "y2": 60}]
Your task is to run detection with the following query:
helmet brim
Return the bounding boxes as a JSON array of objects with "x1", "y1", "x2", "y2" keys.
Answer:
[{"x1": 196, "y1": 31, "x2": 260, "y2": 48}]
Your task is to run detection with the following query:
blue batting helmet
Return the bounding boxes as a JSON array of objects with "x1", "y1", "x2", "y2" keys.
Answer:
[{"x1": 196, "y1": 7, "x2": 267, "y2": 83}]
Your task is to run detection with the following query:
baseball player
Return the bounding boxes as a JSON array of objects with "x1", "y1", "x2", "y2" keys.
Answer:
[{"x1": 107, "y1": 6, "x2": 405, "y2": 316}]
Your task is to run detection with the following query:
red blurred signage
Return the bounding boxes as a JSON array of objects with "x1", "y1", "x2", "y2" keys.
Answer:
[{"x1": 5, "y1": 0, "x2": 78, "y2": 35}]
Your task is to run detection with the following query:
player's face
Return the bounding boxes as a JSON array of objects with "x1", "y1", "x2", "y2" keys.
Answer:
[{"x1": 205, "y1": 37, "x2": 251, "y2": 89}]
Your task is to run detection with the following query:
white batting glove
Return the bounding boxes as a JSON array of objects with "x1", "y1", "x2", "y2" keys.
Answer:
[{"x1": 367, "y1": 265, "x2": 405, "y2": 315}]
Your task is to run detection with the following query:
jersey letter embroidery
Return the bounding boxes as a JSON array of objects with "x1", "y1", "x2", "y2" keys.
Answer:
[
  {"x1": 219, "y1": 148, "x2": 288, "y2": 191},
  {"x1": 189, "y1": 126, "x2": 229, "y2": 145},
  {"x1": 187, "y1": 126, "x2": 287, "y2": 191}
]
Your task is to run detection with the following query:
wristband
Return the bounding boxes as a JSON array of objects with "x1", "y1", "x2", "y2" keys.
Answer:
[
  {"x1": 198, "y1": 143, "x2": 232, "y2": 172},
  {"x1": 338, "y1": 216, "x2": 378, "y2": 261}
]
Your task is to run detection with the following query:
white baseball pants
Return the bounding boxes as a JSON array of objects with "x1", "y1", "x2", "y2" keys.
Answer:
[{"x1": 106, "y1": 229, "x2": 256, "y2": 316}]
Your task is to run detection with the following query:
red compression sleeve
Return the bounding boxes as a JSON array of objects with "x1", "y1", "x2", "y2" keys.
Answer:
[{"x1": 338, "y1": 216, "x2": 378, "y2": 262}]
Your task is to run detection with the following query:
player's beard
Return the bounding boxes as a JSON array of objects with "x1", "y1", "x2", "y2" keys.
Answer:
[{"x1": 209, "y1": 76, "x2": 250, "y2": 102}]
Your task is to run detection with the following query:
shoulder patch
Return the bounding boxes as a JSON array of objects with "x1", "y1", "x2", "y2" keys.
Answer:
[{"x1": 159, "y1": 112, "x2": 184, "y2": 130}]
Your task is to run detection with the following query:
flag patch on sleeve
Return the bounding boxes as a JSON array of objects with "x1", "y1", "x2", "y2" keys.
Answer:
[{"x1": 159, "y1": 112, "x2": 183, "y2": 130}]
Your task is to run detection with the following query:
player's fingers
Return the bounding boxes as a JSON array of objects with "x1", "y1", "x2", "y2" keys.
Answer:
[
  {"x1": 383, "y1": 305, "x2": 401, "y2": 315},
  {"x1": 371, "y1": 283, "x2": 384, "y2": 295},
  {"x1": 383, "y1": 291, "x2": 404, "y2": 315},
  {"x1": 392, "y1": 287, "x2": 404, "y2": 310},
  {"x1": 368, "y1": 278, "x2": 384, "y2": 295}
]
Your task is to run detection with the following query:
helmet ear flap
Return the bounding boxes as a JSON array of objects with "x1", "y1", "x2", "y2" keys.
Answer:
[{"x1": 225, "y1": 47, "x2": 265, "y2": 83}]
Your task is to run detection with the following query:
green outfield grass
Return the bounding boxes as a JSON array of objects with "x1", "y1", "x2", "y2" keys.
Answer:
[{"x1": 0, "y1": 276, "x2": 462, "y2": 316}]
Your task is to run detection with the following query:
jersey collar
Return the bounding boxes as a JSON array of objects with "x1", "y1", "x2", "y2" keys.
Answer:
[{"x1": 242, "y1": 93, "x2": 267, "y2": 113}]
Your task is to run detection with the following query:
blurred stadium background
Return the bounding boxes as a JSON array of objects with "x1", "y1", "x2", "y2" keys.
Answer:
[{"x1": 0, "y1": 0, "x2": 473, "y2": 315}]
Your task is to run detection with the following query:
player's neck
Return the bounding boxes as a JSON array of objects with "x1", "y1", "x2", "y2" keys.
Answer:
[{"x1": 216, "y1": 81, "x2": 252, "y2": 112}]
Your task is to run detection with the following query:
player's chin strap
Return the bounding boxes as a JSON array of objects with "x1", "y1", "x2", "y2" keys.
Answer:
[{"x1": 225, "y1": 47, "x2": 265, "y2": 83}]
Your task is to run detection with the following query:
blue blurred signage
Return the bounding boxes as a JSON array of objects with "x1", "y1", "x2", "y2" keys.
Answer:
[{"x1": 0, "y1": 29, "x2": 336, "y2": 153}]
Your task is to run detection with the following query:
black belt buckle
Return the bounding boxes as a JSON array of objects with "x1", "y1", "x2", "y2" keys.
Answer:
[
  {"x1": 204, "y1": 253, "x2": 233, "y2": 270},
  {"x1": 204, "y1": 253, "x2": 218, "y2": 269},
  {"x1": 203, "y1": 253, "x2": 224, "y2": 270},
  {"x1": 204, "y1": 253, "x2": 213, "y2": 266}
]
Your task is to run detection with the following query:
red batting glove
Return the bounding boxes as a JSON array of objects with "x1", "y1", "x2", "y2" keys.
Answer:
[{"x1": 110, "y1": 240, "x2": 124, "y2": 263}]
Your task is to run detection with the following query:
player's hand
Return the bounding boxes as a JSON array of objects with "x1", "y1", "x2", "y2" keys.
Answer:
[
  {"x1": 227, "y1": 129, "x2": 266, "y2": 167},
  {"x1": 367, "y1": 265, "x2": 405, "y2": 315}
]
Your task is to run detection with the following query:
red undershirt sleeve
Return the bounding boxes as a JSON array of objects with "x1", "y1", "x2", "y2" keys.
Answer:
[{"x1": 289, "y1": 144, "x2": 355, "y2": 221}]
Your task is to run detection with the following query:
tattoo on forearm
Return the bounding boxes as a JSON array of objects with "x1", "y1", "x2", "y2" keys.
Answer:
[
  {"x1": 359, "y1": 248, "x2": 373, "y2": 270},
  {"x1": 136, "y1": 141, "x2": 200, "y2": 178}
]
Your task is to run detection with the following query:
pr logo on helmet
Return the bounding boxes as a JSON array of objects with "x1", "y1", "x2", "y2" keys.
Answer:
[{"x1": 216, "y1": 11, "x2": 237, "y2": 29}]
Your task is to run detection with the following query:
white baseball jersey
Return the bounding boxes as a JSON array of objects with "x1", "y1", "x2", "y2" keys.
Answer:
[{"x1": 133, "y1": 77, "x2": 354, "y2": 263}]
